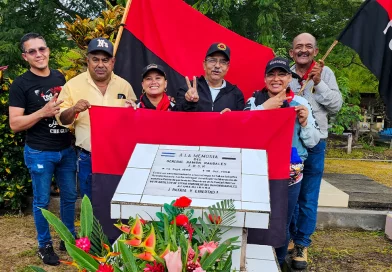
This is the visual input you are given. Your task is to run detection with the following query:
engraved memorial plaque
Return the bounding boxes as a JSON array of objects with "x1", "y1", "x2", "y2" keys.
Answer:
[{"x1": 144, "y1": 150, "x2": 242, "y2": 200}]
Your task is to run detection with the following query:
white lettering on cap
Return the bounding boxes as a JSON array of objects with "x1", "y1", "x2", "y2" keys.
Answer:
[
  {"x1": 97, "y1": 39, "x2": 109, "y2": 48},
  {"x1": 270, "y1": 60, "x2": 286, "y2": 65},
  {"x1": 147, "y1": 64, "x2": 158, "y2": 69}
]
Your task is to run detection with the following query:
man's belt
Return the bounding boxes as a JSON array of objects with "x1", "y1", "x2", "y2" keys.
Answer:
[{"x1": 76, "y1": 146, "x2": 91, "y2": 155}]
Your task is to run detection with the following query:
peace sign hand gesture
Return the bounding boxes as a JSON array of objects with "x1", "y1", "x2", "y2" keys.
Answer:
[
  {"x1": 262, "y1": 89, "x2": 291, "y2": 109},
  {"x1": 41, "y1": 93, "x2": 63, "y2": 118},
  {"x1": 184, "y1": 76, "x2": 199, "y2": 102}
]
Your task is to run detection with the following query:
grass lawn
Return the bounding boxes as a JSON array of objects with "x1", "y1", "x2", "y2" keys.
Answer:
[
  {"x1": 1, "y1": 215, "x2": 391, "y2": 272},
  {"x1": 324, "y1": 159, "x2": 392, "y2": 187}
]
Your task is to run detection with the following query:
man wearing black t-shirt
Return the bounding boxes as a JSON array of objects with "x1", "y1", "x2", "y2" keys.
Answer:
[{"x1": 8, "y1": 33, "x2": 77, "y2": 266}]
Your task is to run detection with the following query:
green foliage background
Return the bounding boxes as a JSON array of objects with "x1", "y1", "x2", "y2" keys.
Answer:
[
  {"x1": 0, "y1": 0, "x2": 382, "y2": 211},
  {"x1": 0, "y1": 76, "x2": 30, "y2": 211}
]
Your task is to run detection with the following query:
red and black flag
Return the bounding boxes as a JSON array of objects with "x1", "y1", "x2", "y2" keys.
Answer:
[
  {"x1": 338, "y1": 0, "x2": 392, "y2": 120},
  {"x1": 113, "y1": 0, "x2": 274, "y2": 99},
  {"x1": 90, "y1": 107, "x2": 296, "y2": 247}
]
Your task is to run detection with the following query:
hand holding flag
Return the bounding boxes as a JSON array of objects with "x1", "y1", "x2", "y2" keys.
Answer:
[{"x1": 309, "y1": 59, "x2": 324, "y2": 86}]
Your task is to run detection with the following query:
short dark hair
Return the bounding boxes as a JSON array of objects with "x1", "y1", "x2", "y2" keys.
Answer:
[{"x1": 20, "y1": 33, "x2": 46, "y2": 52}]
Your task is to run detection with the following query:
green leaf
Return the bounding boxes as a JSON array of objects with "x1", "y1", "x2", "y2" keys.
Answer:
[
  {"x1": 222, "y1": 250, "x2": 233, "y2": 271},
  {"x1": 65, "y1": 242, "x2": 99, "y2": 271},
  {"x1": 189, "y1": 218, "x2": 197, "y2": 225},
  {"x1": 156, "y1": 211, "x2": 165, "y2": 222},
  {"x1": 80, "y1": 195, "x2": 93, "y2": 238},
  {"x1": 89, "y1": 215, "x2": 111, "y2": 256},
  {"x1": 199, "y1": 251, "x2": 209, "y2": 266},
  {"x1": 154, "y1": 255, "x2": 166, "y2": 265},
  {"x1": 163, "y1": 203, "x2": 175, "y2": 216},
  {"x1": 163, "y1": 213, "x2": 169, "y2": 243},
  {"x1": 40, "y1": 208, "x2": 75, "y2": 244},
  {"x1": 28, "y1": 266, "x2": 47, "y2": 272},
  {"x1": 193, "y1": 243, "x2": 199, "y2": 263},
  {"x1": 193, "y1": 222, "x2": 207, "y2": 241},
  {"x1": 179, "y1": 233, "x2": 189, "y2": 270},
  {"x1": 119, "y1": 241, "x2": 138, "y2": 272}
]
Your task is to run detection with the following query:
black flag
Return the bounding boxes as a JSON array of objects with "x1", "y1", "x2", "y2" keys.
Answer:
[{"x1": 338, "y1": 0, "x2": 392, "y2": 119}]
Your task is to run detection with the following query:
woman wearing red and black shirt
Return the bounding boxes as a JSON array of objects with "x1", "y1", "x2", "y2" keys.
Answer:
[{"x1": 126, "y1": 64, "x2": 175, "y2": 111}]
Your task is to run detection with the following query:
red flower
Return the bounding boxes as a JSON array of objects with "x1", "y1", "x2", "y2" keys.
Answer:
[
  {"x1": 171, "y1": 214, "x2": 189, "y2": 226},
  {"x1": 186, "y1": 260, "x2": 201, "y2": 272},
  {"x1": 140, "y1": 218, "x2": 148, "y2": 225},
  {"x1": 75, "y1": 237, "x2": 91, "y2": 252},
  {"x1": 187, "y1": 246, "x2": 195, "y2": 261},
  {"x1": 144, "y1": 260, "x2": 165, "y2": 272},
  {"x1": 96, "y1": 264, "x2": 114, "y2": 272},
  {"x1": 208, "y1": 214, "x2": 222, "y2": 225},
  {"x1": 173, "y1": 196, "x2": 192, "y2": 208},
  {"x1": 184, "y1": 223, "x2": 194, "y2": 241}
]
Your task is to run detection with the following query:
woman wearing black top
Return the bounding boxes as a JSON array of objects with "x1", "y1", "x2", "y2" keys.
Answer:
[{"x1": 126, "y1": 64, "x2": 175, "y2": 111}]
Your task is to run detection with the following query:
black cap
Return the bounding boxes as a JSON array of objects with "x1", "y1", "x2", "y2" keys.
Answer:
[
  {"x1": 141, "y1": 64, "x2": 166, "y2": 79},
  {"x1": 205, "y1": 42, "x2": 230, "y2": 60},
  {"x1": 87, "y1": 38, "x2": 114, "y2": 57},
  {"x1": 265, "y1": 57, "x2": 291, "y2": 74}
]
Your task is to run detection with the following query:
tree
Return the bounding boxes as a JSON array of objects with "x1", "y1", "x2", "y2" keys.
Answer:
[
  {"x1": 0, "y1": 0, "x2": 111, "y2": 78},
  {"x1": 187, "y1": 0, "x2": 379, "y2": 129}
]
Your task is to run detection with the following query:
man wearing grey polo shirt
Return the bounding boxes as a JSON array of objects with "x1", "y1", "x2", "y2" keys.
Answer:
[{"x1": 288, "y1": 33, "x2": 342, "y2": 270}]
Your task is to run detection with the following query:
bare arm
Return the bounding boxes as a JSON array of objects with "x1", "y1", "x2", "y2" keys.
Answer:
[
  {"x1": 59, "y1": 107, "x2": 77, "y2": 125},
  {"x1": 9, "y1": 94, "x2": 62, "y2": 132},
  {"x1": 60, "y1": 99, "x2": 90, "y2": 125}
]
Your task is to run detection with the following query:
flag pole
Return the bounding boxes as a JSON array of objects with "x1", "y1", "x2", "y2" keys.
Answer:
[
  {"x1": 113, "y1": 0, "x2": 133, "y2": 57},
  {"x1": 297, "y1": 40, "x2": 339, "y2": 96}
]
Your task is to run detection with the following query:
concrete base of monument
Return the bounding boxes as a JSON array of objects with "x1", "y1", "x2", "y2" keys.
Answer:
[
  {"x1": 111, "y1": 143, "x2": 278, "y2": 271},
  {"x1": 318, "y1": 179, "x2": 349, "y2": 208},
  {"x1": 385, "y1": 212, "x2": 392, "y2": 240},
  {"x1": 218, "y1": 227, "x2": 280, "y2": 271}
]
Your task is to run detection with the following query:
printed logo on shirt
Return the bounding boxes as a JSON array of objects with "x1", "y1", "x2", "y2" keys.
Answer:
[
  {"x1": 48, "y1": 119, "x2": 69, "y2": 134},
  {"x1": 34, "y1": 86, "x2": 63, "y2": 102}
]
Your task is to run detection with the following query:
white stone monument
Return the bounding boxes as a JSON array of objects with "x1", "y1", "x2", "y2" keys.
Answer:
[{"x1": 111, "y1": 144, "x2": 279, "y2": 271}]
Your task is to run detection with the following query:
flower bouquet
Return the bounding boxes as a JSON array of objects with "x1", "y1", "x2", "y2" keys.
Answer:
[{"x1": 30, "y1": 195, "x2": 240, "y2": 272}]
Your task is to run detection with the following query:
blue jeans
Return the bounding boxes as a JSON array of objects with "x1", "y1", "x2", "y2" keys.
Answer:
[
  {"x1": 24, "y1": 145, "x2": 77, "y2": 248},
  {"x1": 275, "y1": 181, "x2": 301, "y2": 266},
  {"x1": 291, "y1": 140, "x2": 326, "y2": 247},
  {"x1": 77, "y1": 150, "x2": 92, "y2": 200}
]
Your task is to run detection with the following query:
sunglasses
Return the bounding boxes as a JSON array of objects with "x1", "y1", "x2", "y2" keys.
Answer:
[{"x1": 24, "y1": 47, "x2": 48, "y2": 56}]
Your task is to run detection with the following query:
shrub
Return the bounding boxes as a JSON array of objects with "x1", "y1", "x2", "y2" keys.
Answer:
[
  {"x1": 0, "y1": 70, "x2": 31, "y2": 212},
  {"x1": 329, "y1": 76, "x2": 362, "y2": 135}
]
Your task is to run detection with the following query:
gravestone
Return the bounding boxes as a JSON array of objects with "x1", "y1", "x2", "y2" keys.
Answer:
[{"x1": 111, "y1": 144, "x2": 279, "y2": 271}]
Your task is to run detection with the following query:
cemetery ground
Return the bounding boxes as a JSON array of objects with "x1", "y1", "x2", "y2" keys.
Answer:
[
  {"x1": 1, "y1": 215, "x2": 391, "y2": 272},
  {"x1": 1, "y1": 146, "x2": 392, "y2": 271}
]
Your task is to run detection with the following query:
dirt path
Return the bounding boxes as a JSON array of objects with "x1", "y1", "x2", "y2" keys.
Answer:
[{"x1": 0, "y1": 216, "x2": 391, "y2": 271}]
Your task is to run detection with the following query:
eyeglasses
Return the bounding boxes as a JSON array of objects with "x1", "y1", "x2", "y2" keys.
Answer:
[
  {"x1": 205, "y1": 58, "x2": 229, "y2": 66},
  {"x1": 24, "y1": 47, "x2": 48, "y2": 56},
  {"x1": 266, "y1": 72, "x2": 290, "y2": 79}
]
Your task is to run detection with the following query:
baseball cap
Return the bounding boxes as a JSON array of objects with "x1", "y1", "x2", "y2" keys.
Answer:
[
  {"x1": 265, "y1": 57, "x2": 291, "y2": 74},
  {"x1": 141, "y1": 64, "x2": 166, "y2": 79},
  {"x1": 87, "y1": 38, "x2": 114, "y2": 57},
  {"x1": 205, "y1": 42, "x2": 230, "y2": 60}
]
